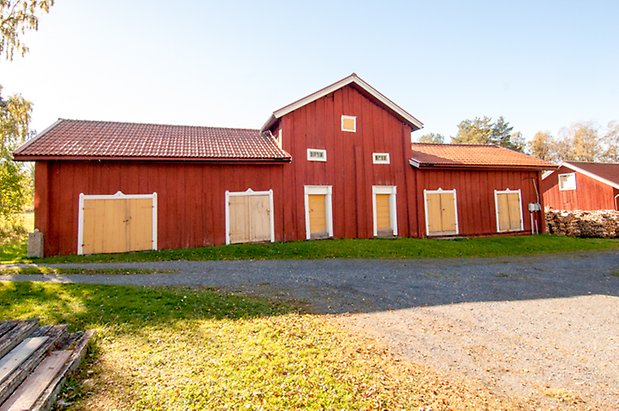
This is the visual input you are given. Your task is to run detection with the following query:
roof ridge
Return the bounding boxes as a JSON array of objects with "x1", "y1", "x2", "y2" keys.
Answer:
[{"x1": 58, "y1": 118, "x2": 261, "y2": 132}]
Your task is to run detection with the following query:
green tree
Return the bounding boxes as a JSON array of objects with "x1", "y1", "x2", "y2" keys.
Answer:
[
  {"x1": 0, "y1": 92, "x2": 32, "y2": 216},
  {"x1": 452, "y1": 116, "x2": 493, "y2": 145},
  {"x1": 417, "y1": 132, "x2": 444, "y2": 144},
  {"x1": 600, "y1": 121, "x2": 619, "y2": 162},
  {"x1": 451, "y1": 116, "x2": 524, "y2": 151},
  {"x1": 528, "y1": 131, "x2": 554, "y2": 161},
  {"x1": 1, "y1": 0, "x2": 54, "y2": 60}
]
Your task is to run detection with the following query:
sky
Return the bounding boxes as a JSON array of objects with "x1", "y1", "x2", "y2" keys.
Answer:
[{"x1": 2, "y1": 0, "x2": 619, "y2": 141}]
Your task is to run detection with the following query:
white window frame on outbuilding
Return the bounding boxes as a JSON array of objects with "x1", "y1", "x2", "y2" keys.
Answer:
[
  {"x1": 372, "y1": 185, "x2": 397, "y2": 237},
  {"x1": 558, "y1": 172, "x2": 576, "y2": 191},
  {"x1": 304, "y1": 185, "x2": 333, "y2": 240}
]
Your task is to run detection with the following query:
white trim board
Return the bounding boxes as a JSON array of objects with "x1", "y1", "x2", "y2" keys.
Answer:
[
  {"x1": 261, "y1": 73, "x2": 423, "y2": 131},
  {"x1": 77, "y1": 191, "x2": 158, "y2": 255},
  {"x1": 304, "y1": 185, "x2": 333, "y2": 240},
  {"x1": 225, "y1": 188, "x2": 275, "y2": 245},
  {"x1": 494, "y1": 189, "x2": 524, "y2": 233},
  {"x1": 423, "y1": 188, "x2": 459, "y2": 236},
  {"x1": 372, "y1": 186, "x2": 397, "y2": 237}
]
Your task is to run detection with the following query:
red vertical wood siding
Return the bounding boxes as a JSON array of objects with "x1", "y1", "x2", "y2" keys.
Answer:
[
  {"x1": 34, "y1": 83, "x2": 547, "y2": 255},
  {"x1": 277, "y1": 85, "x2": 416, "y2": 240},
  {"x1": 37, "y1": 161, "x2": 288, "y2": 256},
  {"x1": 542, "y1": 166, "x2": 617, "y2": 210},
  {"x1": 415, "y1": 168, "x2": 544, "y2": 236}
]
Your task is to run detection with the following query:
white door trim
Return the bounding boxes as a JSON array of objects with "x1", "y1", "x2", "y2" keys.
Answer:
[
  {"x1": 304, "y1": 185, "x2": 333, "y2": 240},
  {"x1": 423, "y1": 188, "x2": 459, "y2": 236},
  {"x1": 494, "y1": 188, "x2": 524, "y2": 232},
  {"x1": 77, "y1": 191, "x2": 158, "y2": 255},
  {"x1": 225, "y1": 188, "x2": 275, "y2": 245},
  {"x1": 372, "y1": 185, "x2": 397, "y2": 236}
]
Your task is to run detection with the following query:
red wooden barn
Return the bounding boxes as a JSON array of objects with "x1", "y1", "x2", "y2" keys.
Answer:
[
  {"x1": 542, "y1": 161, "x2": 619, "y2": 210},
  {"x1": 14, "y1": 74, "x2": 554, "y2": 256}
]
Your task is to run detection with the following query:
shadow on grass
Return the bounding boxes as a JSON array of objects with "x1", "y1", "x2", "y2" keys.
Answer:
[{"x1": 0, "y1": 282, "x2": 294, "y2": 334}]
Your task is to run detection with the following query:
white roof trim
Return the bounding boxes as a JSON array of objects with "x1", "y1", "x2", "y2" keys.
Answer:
[
  {"x1": 13, "y1": 118, "x2": 64, "y2": 156},
  {"x1": 553, "y1": 162, "x2": 619, "y2": 189},
  {"x1": 261, "y1": 73, "x2": 423, "y2": 132}
]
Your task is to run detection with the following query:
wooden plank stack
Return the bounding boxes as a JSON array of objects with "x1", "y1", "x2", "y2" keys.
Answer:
[
  {"x1": 0, "y1": 319, "x2": 93, "y2": 411},
  {"x1": 545, "y1": 209, "x2": 619, "y2": 238}
]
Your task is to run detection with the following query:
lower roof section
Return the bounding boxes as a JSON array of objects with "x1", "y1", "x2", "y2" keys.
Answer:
[{"x1": 13, "y1": 119, "x2": 292, "y2": 163}]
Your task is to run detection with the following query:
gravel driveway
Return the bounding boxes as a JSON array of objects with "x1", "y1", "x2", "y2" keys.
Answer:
[{"x1": 2, "y1": 250, "x2": 618, "y2": 408}]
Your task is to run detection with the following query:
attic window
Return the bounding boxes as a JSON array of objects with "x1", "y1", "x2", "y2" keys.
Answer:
[
  {"x1": 307, "y1": 148, "x2": 327, "y2": 162},
  {"x1": 373, "y1": 153, "x2": 390, "y2": 164},
  {"x1": 558, "y1": 173, "x2": 576, "y2": 191},
  {"x1": 341, "y1": 115, "x2": 356, "y2": 132}
]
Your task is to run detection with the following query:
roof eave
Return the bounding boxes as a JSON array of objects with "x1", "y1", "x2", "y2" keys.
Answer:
[
  {"x1": 12, "y1": 155, "x2": 292, "y2": 163},
  {"x1": 409, "y1": 159, "x2": 555, "y2": 171}
]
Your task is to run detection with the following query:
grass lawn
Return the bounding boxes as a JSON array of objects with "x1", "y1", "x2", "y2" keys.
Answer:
[
  {"x1": 1, "y1": 235, "x2": 616, "y2": 264},
  {"x1": 0, "y1": 282, "x2": 523, "y2": 410}
]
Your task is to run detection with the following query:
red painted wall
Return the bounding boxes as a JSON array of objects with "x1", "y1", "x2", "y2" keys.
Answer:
[
  {"x1": 35, "y1": 161, "x2": 287, "y2": 256},
  {"x1": 414, "y1": 168, "x2": 545, "y2": 236},
  {"x1": 271, "y1": 84, "x2": 418, "y2": 241},
  {"x1": 33, "y1": 84, "x2": 546, "y2": 255},
  {"x1": 542, "y1": 166, "x2": 617, "y2": 210}
]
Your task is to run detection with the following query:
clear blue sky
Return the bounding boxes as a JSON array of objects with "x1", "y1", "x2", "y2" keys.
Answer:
[{"x1": 2, "y1": 0, "x2": 618, "y2": 141}]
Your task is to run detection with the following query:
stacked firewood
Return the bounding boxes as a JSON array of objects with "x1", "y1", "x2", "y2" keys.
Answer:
[{"x1": 545, "y1": 209, "x2": 619, "y2": 238}]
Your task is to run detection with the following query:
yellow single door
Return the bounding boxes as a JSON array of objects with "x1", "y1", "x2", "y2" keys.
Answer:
[
  {"x1": 308, "y1": 194, "x2": 328, "y2": 238},
  {"x1": 126, "y1": 198, "x2": 154, "y2": 251},
  {"x1": 375, "y1": 194, "x2": 392, "y2": 236},
  {"x1": 229, "y1": 195, "x2": 250, "y2": 244},
  {"x1": 249, "y1": 195, "x2": 271, "y2": 242},
  {"x1": 440, "y1": 192, "x2": 457, "y2": 234}
]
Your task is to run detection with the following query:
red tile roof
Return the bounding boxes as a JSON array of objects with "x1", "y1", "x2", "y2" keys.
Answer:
[
  {"x1": 563, "y1": 161, "x2": 619, "y2": 188},
  {"x1": 410, "y1": 143, "x2": 555, "y2": 169},
  {"x1": 13, "y1": 119, "x2": 291, "y2": 162}
]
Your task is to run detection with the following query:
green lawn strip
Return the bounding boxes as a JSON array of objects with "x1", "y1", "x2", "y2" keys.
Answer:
[
  {"x1": 0, "y1": 239, "x2": 27, "y2": 264},
  {"x1": 19, "y1": 235, "x2": 619, "y2": 264},
  {"x1": 0, "y1": 282, "x2": 522, "y2": 410},
  {"x1": 0, "y1": 266, "x2": 175, "y2": 275}
]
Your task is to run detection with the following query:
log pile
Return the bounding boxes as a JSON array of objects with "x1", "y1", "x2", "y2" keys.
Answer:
[{"x1": 545, "y1": 209, "x2": 619, "y2": 238}]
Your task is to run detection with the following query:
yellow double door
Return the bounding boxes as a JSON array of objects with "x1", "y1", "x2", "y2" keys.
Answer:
[{"x1": 82, "y1": 197, "x2": 153, "y2": 254}]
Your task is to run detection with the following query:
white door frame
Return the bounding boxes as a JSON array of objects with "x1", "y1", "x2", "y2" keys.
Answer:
[
  {"x1": 423, "y1": 188, "x2": 459, "y2": 236},
  {"x1": 77, "y1": 191, "x2": 158, "y2": 255},
  {"x1": 372, "y1": 185, "x2": 397, "y2": 236},
  {"x1": 304, "y1": 185, "x2": 333, "y2": 240},
  {"x1": 494, "y1": 188, "x2": 524, "y2": 232},
  {"x1": 225, "y1": 188, "x2": 275, "y2": 245}
]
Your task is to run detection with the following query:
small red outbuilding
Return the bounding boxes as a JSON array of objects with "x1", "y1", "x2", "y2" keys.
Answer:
[
  {"x1": 14, "y1": 74, "x2": 554, "y2": 256},
  {"x1": 542, "y1": 161, "x2": 619, "y2": 211}
]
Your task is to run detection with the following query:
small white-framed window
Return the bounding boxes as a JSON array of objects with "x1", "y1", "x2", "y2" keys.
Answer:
[
  {"x1": 558, "y1": 173, "x2": 576, "y2": 191},
  {"x1": 372, "y1": 186, "x2": 397, "y2": 237},
  {"x1": 307, "y1": 148, "x2": 327, "y2": 162},
  {"x1": 341, "y1": 115, "x2": 356, "y2": 132},
  {"x1": 494, "y1": 189, "x2": 524, "y2": 233},
  {"x1": 373, "y1": 153, "x2": 390, "y2": 164},
  {"x1": 304, "y1": 185, "x2": 333, "y2": 240}
]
